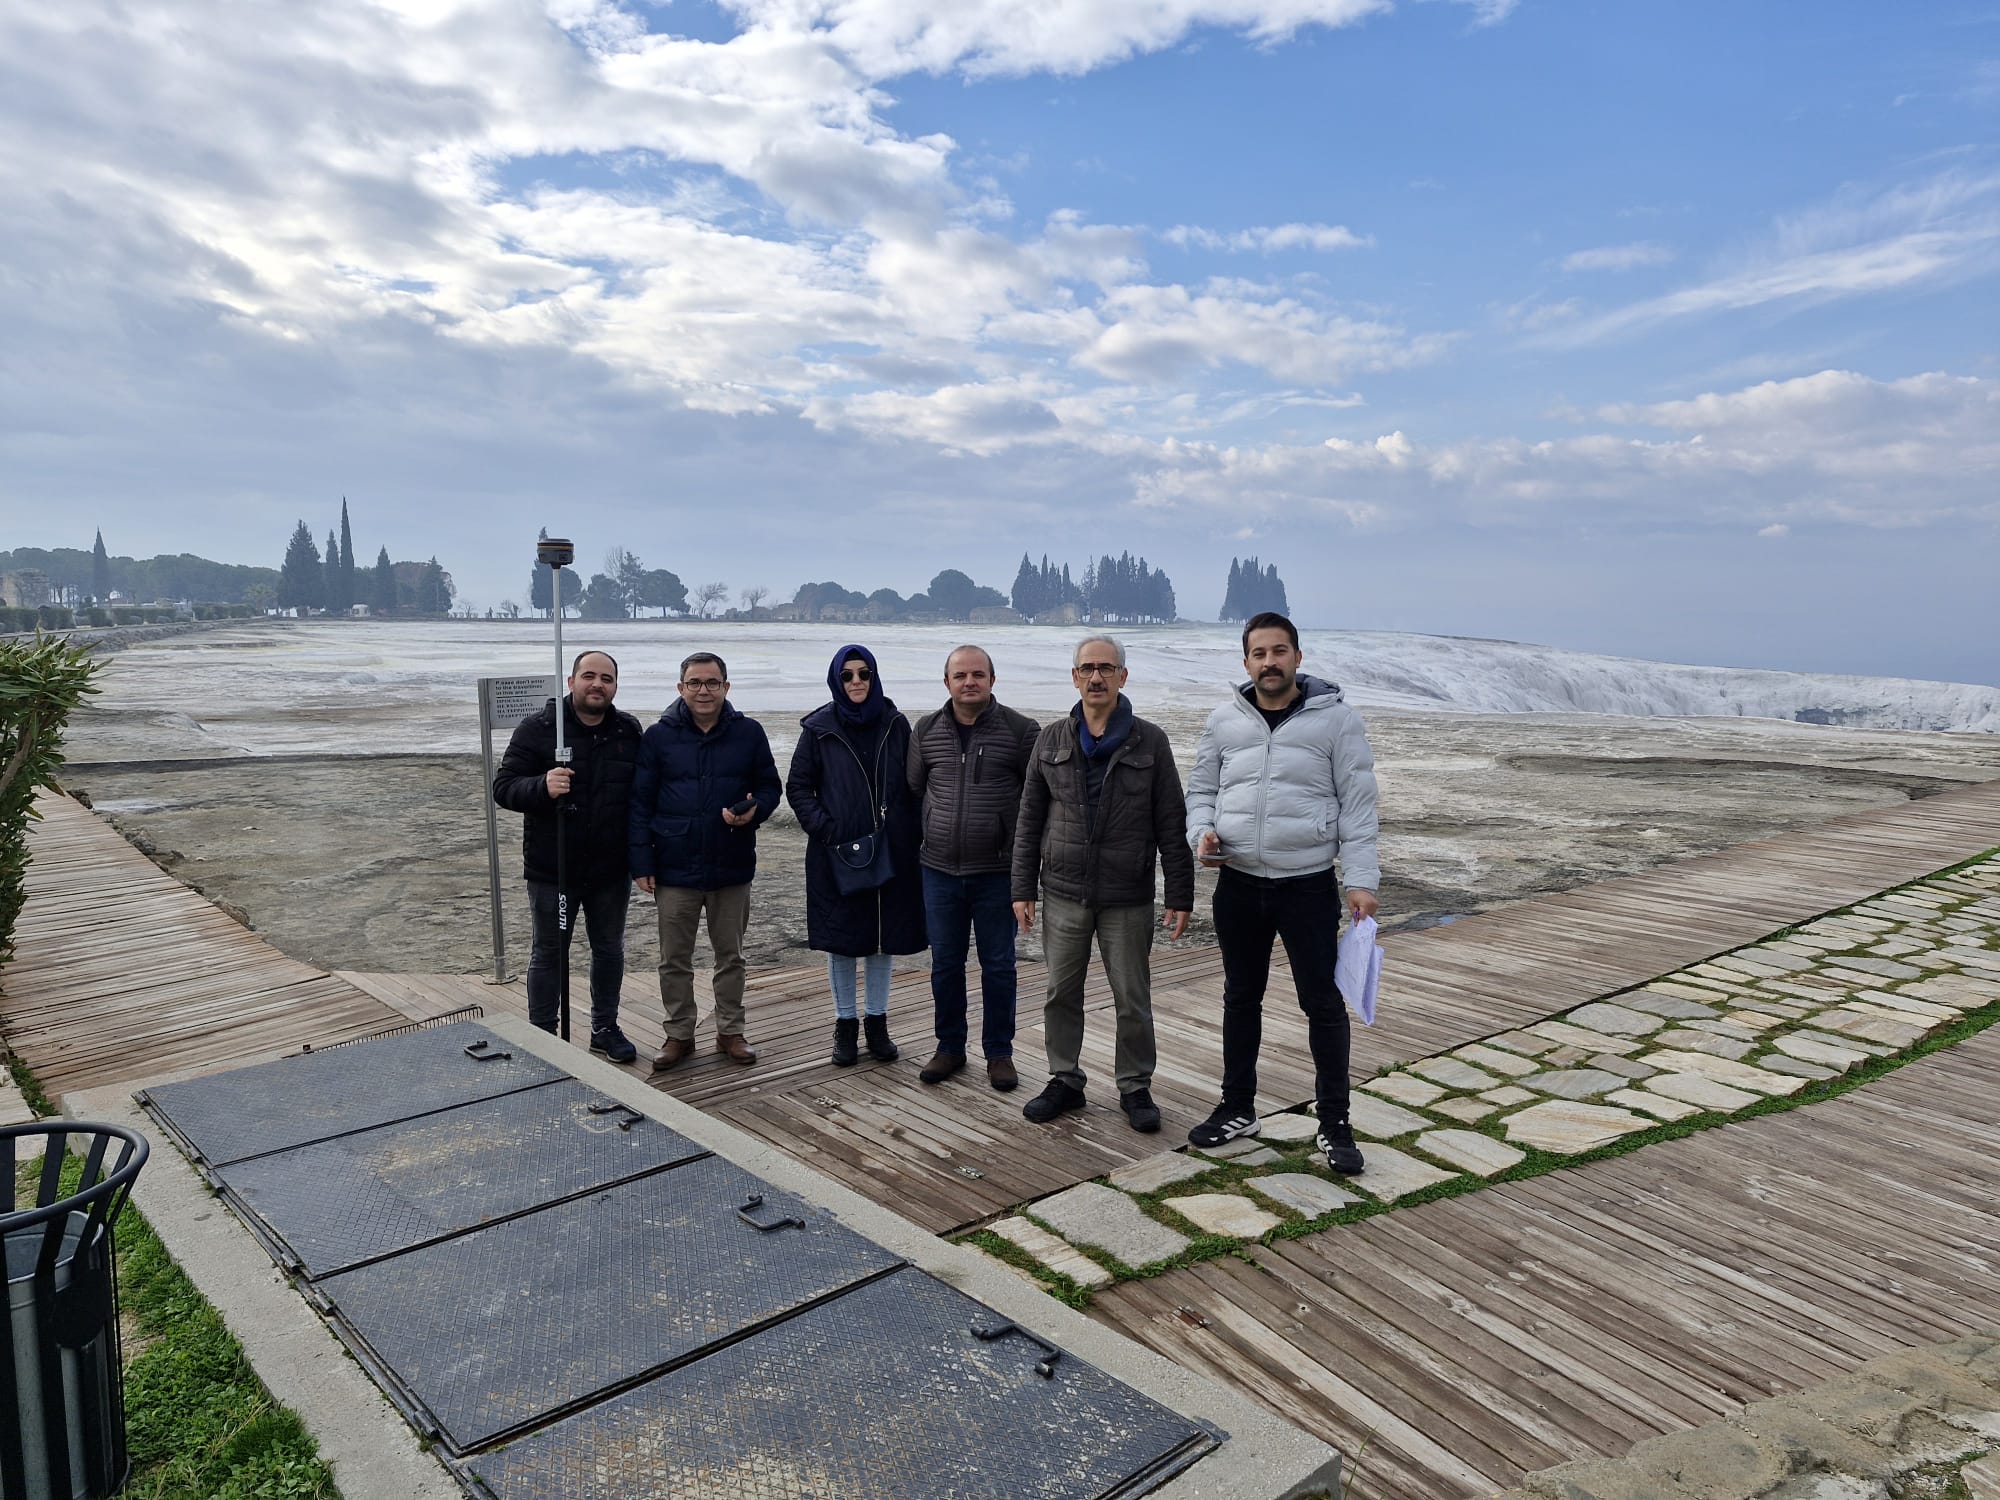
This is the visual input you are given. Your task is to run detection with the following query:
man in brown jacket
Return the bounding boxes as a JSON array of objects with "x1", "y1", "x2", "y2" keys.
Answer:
[{"x1": 1012, "y1": 635, "x2": 1195, "y2": 1132}]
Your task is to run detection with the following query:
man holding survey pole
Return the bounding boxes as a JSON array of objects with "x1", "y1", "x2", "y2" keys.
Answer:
[
  {"x1": 493, "y1": 650, "x2": 644, "y2": 1060},
  {"x1": 1184, "y1": 612, "x2": 1380, "y2": 1175}
]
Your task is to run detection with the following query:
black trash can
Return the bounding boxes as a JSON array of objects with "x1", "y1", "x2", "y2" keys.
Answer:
[{"x1": 1, "y1": 1122, "x2": 148, "y2": 1500}]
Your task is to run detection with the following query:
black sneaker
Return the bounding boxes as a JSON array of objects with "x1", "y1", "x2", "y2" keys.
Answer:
[
  {"x1": 1317, "y1": 1120, "x2": 1365, "y2": 1175},
  {"x1": 1022, "y1": 1079, "x2": 1086, "y2": 1123},
  {"x1": 1120, "y1": 1088, "x2": 1162, "y2": 1133},
  {"x1": 589, "y1": 1027, "x2": 637, "y2": 1064},
  {"x1": 1188, "y1": 1106, "x2": 1260, "y2": 1149}
]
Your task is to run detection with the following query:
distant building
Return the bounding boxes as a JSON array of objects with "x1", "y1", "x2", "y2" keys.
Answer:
[
  {"x1": 1, "y1": 570, "x2": 51, "y2": 610},
  {"x1": 1032, "y1": 602, "x2": 1083, "y2": 626},
  {"x1": 970, "y1": 605, "x2": 1023, "y2": 625},
  {"x1": 350, "y1": 603, "x2": 371, "y2": 617}
]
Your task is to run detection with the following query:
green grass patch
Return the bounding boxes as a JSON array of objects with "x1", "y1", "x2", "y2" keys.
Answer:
[
  {"x1": 4, "y1": 1046, "x2": 54, "y2": 1115},
  {"x1": 15, "y1": 1150, "x2": 340, "y2": 1500}
]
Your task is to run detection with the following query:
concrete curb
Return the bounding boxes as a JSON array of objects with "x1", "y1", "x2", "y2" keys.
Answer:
[{"x1": 73, "y1": 1011, "x2": 1343, "y2": 1500}]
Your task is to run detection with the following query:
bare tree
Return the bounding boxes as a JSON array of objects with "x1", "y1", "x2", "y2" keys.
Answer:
[
  {"x1": 740, "y1": 585, "x2": 768, "y2": 614},
  {"x1": 696, "y1": 580, "x2": 729, "y2": 617}
]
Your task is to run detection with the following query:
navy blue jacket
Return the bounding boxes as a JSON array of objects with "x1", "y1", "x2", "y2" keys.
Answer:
[
  {"x1": 627, "y1": 699, "x2": 782, "y2": 890},
  {"x1": 785, "y1": 704, "x2": 927, "y2": 957}
]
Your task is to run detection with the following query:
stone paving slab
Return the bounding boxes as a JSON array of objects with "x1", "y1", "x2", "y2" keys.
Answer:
[
  {"x1": 1654, "y1": 1027, "x2": 1756, "y2": 1058},
  {"x1": 1562, "y1": 1002, "x2": 1665, "y2": 1036},
  {"x1": 1453, "y1": 1043, "x2": 1539, "y2": 1077},
  {"x1": 1247, "y1": 1174, "x2": 1360, "y2": 1218},
  {"x1": 1501, "y1": 1100, "x2": 1654, "y2": 1154},
  {"x1": 1643, "y1": 1071, "x2": 1764, "y2": 1112},
  {"x1": 1517, "y1": 1067, "x2": 1628, "y2": 1100},
  {"x1": 1406, "y1": 1056, "x2": 1501, "y2": 1091},
  {"x1": 1033, "y1": 1183, "x2": 1189, "y2": 1268},
  {"x1": 1640, "y1": 1050, "x2": 1808, "y2": 1096},
  {"x1": 1433, "y1": 1097, "x2": 1497, "y2": 1122},
  {"x1": 1525, "y1": 1020, "x2": 1642, "y2": 1055},
  {"x1": 1198, "y1": 1135, "x2": 1277, "y2": 1162},
  {"x1": 1162, "y1": 1193, "x2": 1282, "y2": 1238},
  {"x1": 990, "y1": 1215, "x2": 1113, "y2": 1288},
  {"x1": 1361, "y1": 1073, "x2": 1446, "y2": 1106},
  {"x1": 1770, "y1": 1034, "x2": 1870, "y2": 1069},
  {"x1": 1350, "y1": 1145, "x2": 1459, "y2": 1201},
  {"x1": 1348, "y1": 1092, "x2": 1433, "y2": 1139},
  {"x1": 1109, "y1": 1152, "x2": 1213, "y2": 1194},
  {"x1": 1606, "y1": 1087, "x2": 1700, "y2": 1121},
  {"x1": 1759, "y1": 1055, "x2": 1837, "y2": 1081},
  {"x1": 1628, "y1": 987, "x2": 1724, "y2": 1016},
  {"x1": 1255, "y1": 1112, "x2": 1321, "y2": 1143},
  {"x1": 1415, "y1": 1129, "x2": 1525, "y2": 1177}
]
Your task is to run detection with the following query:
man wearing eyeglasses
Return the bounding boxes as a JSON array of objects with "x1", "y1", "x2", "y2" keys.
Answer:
[
  {"x1": 629, "y1": 651, "x2": 782, "y2": 1072},
  {"x1": 1012, "y1": 636, "x2": 1195, "y2": 1133}
]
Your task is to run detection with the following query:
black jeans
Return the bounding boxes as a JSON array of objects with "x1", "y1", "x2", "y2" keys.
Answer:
[
  {"x1": 526, "y1": 879, "x2": 630, "y2": 1035},
  {"x1": 1212, "y1": 865, "x2": 1351, "y2": 1122}
]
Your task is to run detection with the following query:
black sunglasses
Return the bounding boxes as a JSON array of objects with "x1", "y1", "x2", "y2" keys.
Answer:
[{"x1": 840, "y1": 667, "x2": 873, "y2": 683}]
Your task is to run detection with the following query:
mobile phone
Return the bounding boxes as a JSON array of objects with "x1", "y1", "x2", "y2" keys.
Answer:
[{"x1": 728, "y1": 797, "x2": 756, "y2": 817}]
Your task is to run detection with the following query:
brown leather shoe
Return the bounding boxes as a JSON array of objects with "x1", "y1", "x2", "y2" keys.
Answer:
[
  {"x1": 649, "y1": 1037, "x2": 693, "y2": 1073},
  {"x1": 986, "y1": 1056, "x2": 1018, "y2": 1092},
  {"x1": 717, "y1": 1033, "x2": 758, "y2": 1065}
]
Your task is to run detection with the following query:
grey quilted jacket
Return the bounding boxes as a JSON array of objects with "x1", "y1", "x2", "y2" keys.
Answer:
[
  {"x1": 1184, "y1": 675, "x2": 1380, "y2": 891},
  {"x1": 906, "y1": 699, "x2": 1041, "y2": 876},
  {"x1": 1012, "y1": 700, "x2": 1196, "y2": 911}
]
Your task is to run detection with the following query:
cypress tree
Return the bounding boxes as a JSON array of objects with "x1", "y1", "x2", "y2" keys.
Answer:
[
  {"x1": 91, "y1": 529, "x2": 110, "y2": 604},
  {"x1": 338, "y1": 499, "x2": 356, "y2": 610},
  {"x1": 324, "y1": 530, "x2": 342, "y2": 610},
  {"x1": 372, "y1": 546, "x2": 397, "y2": 614},
  {"x1": 278, "y1": 521, "x2": 324, "y2": 613}
]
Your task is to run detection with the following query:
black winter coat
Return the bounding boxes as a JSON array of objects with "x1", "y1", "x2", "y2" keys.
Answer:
[
  {"x1": 1012, "y1": 699, "x2": 1196, "y2": 911},
  {"x1": 493, "y1": 696, "x2": 643, "y2": 890},
  {"x1": 786, "y1": 705, "x2": 927, "y2": 957},
  {"x1": 628, "y1": 699, "x2": 782, "y2": 890},
  {"x1": 906, "y1": 699, "x2": 1040, "y2": 876}
]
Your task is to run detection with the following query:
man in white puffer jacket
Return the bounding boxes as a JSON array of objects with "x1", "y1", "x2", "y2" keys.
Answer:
[{"x1": 1184, "y1": 611, "x2": 1380, "y2": 1175}]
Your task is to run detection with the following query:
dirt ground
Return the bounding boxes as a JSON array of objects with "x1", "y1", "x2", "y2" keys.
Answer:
[{"x1": 57, "y1": 700, "x2": 2000, "y2": 980}]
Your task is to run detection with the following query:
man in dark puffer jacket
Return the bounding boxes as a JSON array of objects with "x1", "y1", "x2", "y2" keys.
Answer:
[
  {"x1": 492, "y1": 650, "x2": 643, "y2": 1059},
  {"x1": 1011, "y1": 635, "x2": 1194, "y2": 1134},
  {"x1": 907, "y1": 645, "x2": 1039, "y2": 1092},
  {"x1": 628, "y1": 651, "x2": 781, "y2": 1072}
]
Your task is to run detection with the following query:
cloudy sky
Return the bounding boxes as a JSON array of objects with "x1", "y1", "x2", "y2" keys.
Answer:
[{"x1": 4, "y1": 0, "x2": 1997, "y2": 683}]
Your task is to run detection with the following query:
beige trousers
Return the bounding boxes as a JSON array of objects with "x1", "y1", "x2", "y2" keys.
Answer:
[{"x1": 655, "y1": 884, "x2": 751, "y2": 1040}]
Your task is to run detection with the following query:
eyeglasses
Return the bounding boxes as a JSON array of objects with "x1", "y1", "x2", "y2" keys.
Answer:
[
  {"x1": 1074, "y1": 663, "x2": 1122, "y2": 679},
  {"x1": 680, "y1": 679, "x2": 725, "y2": 692},
  {"x1": 840, "y1": 668, "x2": 873, "y2": 683}
]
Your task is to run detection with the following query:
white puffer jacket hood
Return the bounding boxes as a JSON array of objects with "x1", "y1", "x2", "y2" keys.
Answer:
[{"x1": 1183, "y1": 674, "x2": 1379, "y2": 890}]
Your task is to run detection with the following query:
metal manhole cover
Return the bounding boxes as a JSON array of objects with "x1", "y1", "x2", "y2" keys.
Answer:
[
  {"x1": 463, "y1": 1266, "x2": 1220, "y2": 1499},
  {"x1": 139, "y1": 1020, "x2": 562, "y2": 1167},
  {"x1": 216, "y1": 1080, "x2": 710, "y2": 1277},
  {"x1": 318, "y1": 1156, "x2": 902, "y2": 1452}
]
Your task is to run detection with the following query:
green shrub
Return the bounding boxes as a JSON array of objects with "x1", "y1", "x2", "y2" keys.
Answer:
[{"x1": 0, "y1": 634, "x2": 98, "y2": 965}]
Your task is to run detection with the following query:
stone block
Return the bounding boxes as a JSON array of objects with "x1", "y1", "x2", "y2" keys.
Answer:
[
  {"x1": 1719, "y1": 1010, "x2": 1783, "y2": 1032},
  {"x1": 1642, "y1": 1072, "x2": 1762, "y2": 1113},
  {"x1": 1767, "y1": 1034, "x2": 1866, "y2": 1069},
  {"x1": 1518, "y1": 1068, "x2": 1629, "y2": 1100},
  {"x1": 1109, "y1": 1152, "x2": 1213, "y2": 1194},
  {"x1": 1454, "y1": 1043, "x2": 1540, "y2": 1077},
  {"x1": 1349, "y1": 1092, "x2": 1434, "y2": 1139},
  {"x1": 1479, "y1": 1085, "x2": 1537, "y2": 1106},
  {"x1": 1624, "y1": 989, "x2": 1722, "y2": 1019},
  {"x1": 1791, "y1": 1027, "x2": 1892, "y2": 1057},
  {"x1": 988, "y1": 1216, "x2": 1112, "y2": 1288},
  {"x1": 1527, "y1": 1020, "x2": 1641, "y2": 1055},
  {"x1": 1652, "y1": 1029, "x2": 1755, "y2": 1059},
  {"x1": 1758, "y1": 1055, "x2": 1836, "y2": 1081},
  {"x1": 1032, "y1": 1183, "x2": 1189, "y2": 1268},
  {"x1": 1811, "y1": 1011, "x2": 1927, "y2": 1049},
  {"x1": 1350, "y1": 1145, "x2": 1460, "y2": 1201},
  {"x1": 1606, "y1": 1088, "x2": 1699, "y2": 1121},
  {"x1": 1363, "y1": 1073, "x2": 1447, "y2": 1106},
  {"x1": 1563, "y1": 1002, "x2": 1665, "y2": 1037},
  {"x1": 1161, "y1": 1192, "x2": 1282, "y2": 1238},
  {"x1": 1247, "y1": 1172, "x2": 1360, "y2": 1218},
  {"x1": 1415, "y1": 1129, "x2": 1525, "y2": 1177},
  {"x1": 1639, "y1": 1050, "x2": 1807, "y2": 1096},
  {"x1": 1407, "y1": 1056, "x2": 1501, "y2": 1091},
  {"x1": 1590, "y1": 1053, "x2": 1659, "y2": 1079},
  {"x1": 1485, "y1": 1030, "x2": 1561, "y2": 1057},
  {"x1": 1198, "y1": 1134, "x2": 1278, "y2": 1161},
  {"x1": 1256, "y1": 1111, "x2": 1322, "y2": 1142},
  {"x1": 1433, "y1": 1097, "x2": 1497, "y2": 1122},
  {"x1": 1502, "y1": 1101, "x2": 1653, "y2": 1154},
  {"x1": 1964, "y1": 1456, "x2": 2000, "y2": 1500}
]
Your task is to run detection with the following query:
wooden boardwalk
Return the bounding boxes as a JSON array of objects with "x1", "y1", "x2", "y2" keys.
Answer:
[
  {"x1": 1088, "y1": 1022, "x2": 2000, "y2": 1500},
  {"x1": 0, "y1": 794, "x2": 403, "y2": 1096},
  {"x1": 346, "y1": 776, "x2": 2000, "y2": 1235}
]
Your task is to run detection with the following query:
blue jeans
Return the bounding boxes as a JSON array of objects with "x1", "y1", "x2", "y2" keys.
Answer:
[
  {"x1": 921, "y1": 868, "x2": 1016, "y2": 1059},
  {"x1": 526, "y1": 879, "x2": 629, "y2": 1035},
  {"x1": 828, "y1": 953, "x2": 893, "y2": 1019}
]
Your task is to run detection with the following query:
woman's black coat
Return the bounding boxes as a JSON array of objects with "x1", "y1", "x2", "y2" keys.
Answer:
[{"x1": 785, "y1": 704, "x2": 928, "y2": 958}]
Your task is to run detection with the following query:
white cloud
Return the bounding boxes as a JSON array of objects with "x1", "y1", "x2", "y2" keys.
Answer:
[
  {"x1": 1560, "y1": 241, "x2": 1674, "y2": 273},
  {"x1": 1164, "y1": 222, "x2": 1372, "y2": 253},
  {"x1": 1759, "y1": 523, "x2": 1790, "y2": 538},
  {"x1": 1544, "y1": 169, "x2": 2000, "y2": 346}
]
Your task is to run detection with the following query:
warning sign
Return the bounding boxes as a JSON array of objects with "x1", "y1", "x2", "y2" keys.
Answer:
[{"x1": 482, "y1": 675, "x2": 558, "y2": 731}]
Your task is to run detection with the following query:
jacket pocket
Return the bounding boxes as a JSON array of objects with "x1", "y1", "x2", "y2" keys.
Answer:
[{"x1": 656, "y1": 817, "x2": 692, "y2": 840}]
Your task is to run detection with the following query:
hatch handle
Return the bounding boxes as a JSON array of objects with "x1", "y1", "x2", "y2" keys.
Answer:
[
  {"x1": 736, "y1": 1193, "x2": 806, "y2": 1233},
  {"x1": 464, "y1": 1039, "x2": 513, "y2": 1062},
  {"x1": 971, "y1": 1319, "x2": 1062, "y2": 1378}
]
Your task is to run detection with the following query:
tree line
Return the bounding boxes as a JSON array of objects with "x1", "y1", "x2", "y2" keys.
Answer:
[
  {"x1": 1219, "y1": 556, "x2": 1290, "y2": 621},
  {"x1": 277, "y1": 501, "x2": 453, "y2": 615}
]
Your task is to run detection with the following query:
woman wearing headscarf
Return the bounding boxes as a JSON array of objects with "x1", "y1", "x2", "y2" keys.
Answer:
[{"x1": 786, "y1": 644, "x2": 928, "y2": 1064}]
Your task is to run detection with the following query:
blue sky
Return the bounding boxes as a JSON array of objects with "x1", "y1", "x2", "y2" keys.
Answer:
[{"x1": 2, "y1": 0, "x2": 1996, "y2": 682}]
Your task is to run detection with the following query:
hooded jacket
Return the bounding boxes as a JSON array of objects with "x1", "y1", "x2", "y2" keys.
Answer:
[
  {"x1": 492, "y1": 695, "x2": 643, "y2": 889},
  {"x1": 1183, "y1": 674, "x2": 1379, "y2": 890},
  {"x1": 784, "y1": 646, "x2": 928, "y2": 956},
  {"x1": 627, "y1": 697, "x2": 782, "y2": 890},
  {"x1": 1012, "y1": 695, "x2": 1195, "y2": 911},
  {"x1": 906, "y1": 698, "x2": 1040, "y2": 876}
]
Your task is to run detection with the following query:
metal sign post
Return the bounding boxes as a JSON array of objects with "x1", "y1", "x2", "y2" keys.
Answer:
[{"x1": 479, "y1": 673, "x2": 559, "y2": 983}]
